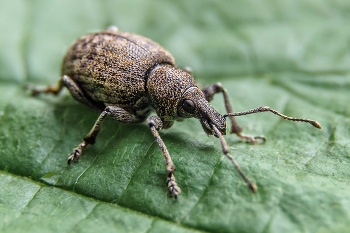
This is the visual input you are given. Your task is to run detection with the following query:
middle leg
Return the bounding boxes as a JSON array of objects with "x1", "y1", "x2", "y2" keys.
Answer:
[{"x1": 68, "y1": 105, "x2": 141, "y2": 164}]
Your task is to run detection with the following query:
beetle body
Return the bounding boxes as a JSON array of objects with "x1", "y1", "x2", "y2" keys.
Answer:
[
  {"x1": 62, "y1": 29, "x2": 226, "y2": 134},
  {"x1": 30, "y1": 27, "x2": 321, "y2": 198}
]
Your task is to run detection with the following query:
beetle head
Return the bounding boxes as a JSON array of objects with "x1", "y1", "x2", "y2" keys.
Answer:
[
  {"x1": 178, "y1": 87, "x2": 227, "y2": 137},
  {"x1": 147, "y1": 64, "x2": 226, "y2": 136}
]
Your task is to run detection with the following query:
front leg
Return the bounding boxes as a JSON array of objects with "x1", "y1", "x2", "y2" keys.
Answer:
[
  {"x1": 201, "y1": 82, "x2": 265, "y2": 144},
  {"x1": 147, "y1": 116, "x2": 181, "y2": 199}
]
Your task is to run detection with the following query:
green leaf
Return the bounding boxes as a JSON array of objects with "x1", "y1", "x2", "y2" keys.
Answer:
[{"x1": 1, "y1": 0, "x2": 350, "y2": 233}]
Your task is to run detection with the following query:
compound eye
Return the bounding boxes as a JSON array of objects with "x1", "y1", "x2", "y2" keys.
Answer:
[{"x1": 182, "y1": 99, "x2": 195, "y2": 114}]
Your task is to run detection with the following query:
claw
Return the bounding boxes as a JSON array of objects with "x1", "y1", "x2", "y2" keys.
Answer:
[
  {"x1": 67, "y1": 143, "x2": 85, "y2": 165},
  {"x1": 67, "y1": 150, "x2": 79, "y2": 165},
  {"x1": 67, "y1": 152, "x2": 77, "y2": 165},
  {"x1": 26, "y1": 84, "x2": 41, "y2": 96},
  {"x1": 67, "y1": 157, "x2": 73, "y2": 165},
  {"x1": 236, "y1": 133, "x2": 266, "y2": 144},
  {"x1": 167, "y1": 173, "x2": 181, "y2": 198}
]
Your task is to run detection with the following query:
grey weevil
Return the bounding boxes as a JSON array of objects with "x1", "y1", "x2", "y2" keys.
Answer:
[{"x1": 30, "y1": 26, "x2": 321, "y2": 198}]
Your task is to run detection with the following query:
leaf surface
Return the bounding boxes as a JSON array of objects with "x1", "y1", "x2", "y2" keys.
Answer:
[{"x1": 1, "y1": 1, "x2": 350, "y2": 233}]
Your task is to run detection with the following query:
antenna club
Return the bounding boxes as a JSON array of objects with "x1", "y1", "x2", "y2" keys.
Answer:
[
  {"x1": 311, "y1": 121, "x2": 322, "y2": 129},
  {"x1": 249, "y1": 183, "x2": 257, "y2": 192}
]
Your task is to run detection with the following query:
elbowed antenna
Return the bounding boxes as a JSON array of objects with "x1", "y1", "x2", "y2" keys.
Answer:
[
  {"x1": 212, "y1": 124, "x2": 257, "y2": 193},
  {"x1": 224, "y1": 106, "x2": 321, "y2": 129}
]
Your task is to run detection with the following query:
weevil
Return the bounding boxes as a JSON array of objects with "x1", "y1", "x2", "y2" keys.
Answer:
[{"x1": 30, "y1": 26, "x2": 321, "y2": 198}]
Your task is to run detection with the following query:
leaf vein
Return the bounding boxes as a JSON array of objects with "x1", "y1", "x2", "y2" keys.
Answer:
[
  {"x1": 67, "y1": 202, "x2": 100, "y2": 232},
  {"x1": 72, "y1": 125, "x2": 121, "y2": 192},
  {"x1": 4, "y1": 186, "x2": 41, "y2": 226},
  {"x1": 180, "y1": 154, "x2": 224, "y2": 224},
  {"x1": 143, "y1": 218, "x2": 156, "y2": 233},
  {"x1": 116, "y1": 138, "x2": 157, "y2": 204}
]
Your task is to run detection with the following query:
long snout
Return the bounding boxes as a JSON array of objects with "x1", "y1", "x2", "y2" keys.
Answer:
[{"x1": 196, "y1": 98, "x2": 227, "y2": 137}]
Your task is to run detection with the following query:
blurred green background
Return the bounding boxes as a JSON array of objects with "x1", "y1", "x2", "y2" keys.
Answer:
[{"x1": 1, "y1": 0, "x2": 350, "y2": 233}]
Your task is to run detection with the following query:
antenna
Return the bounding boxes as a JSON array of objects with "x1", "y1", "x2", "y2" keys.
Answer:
[{"x1": 224, "y1": 106, "x2": 321, "y2": 129}]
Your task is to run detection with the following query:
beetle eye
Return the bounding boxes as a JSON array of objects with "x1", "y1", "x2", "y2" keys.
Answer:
[{"x1": 182, "y1": 99, "x2": 195, "y2": 114}]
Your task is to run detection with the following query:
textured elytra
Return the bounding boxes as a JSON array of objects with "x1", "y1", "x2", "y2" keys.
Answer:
[{"x1": 62, "y1": 31, "x2": 176, "y2": 115}]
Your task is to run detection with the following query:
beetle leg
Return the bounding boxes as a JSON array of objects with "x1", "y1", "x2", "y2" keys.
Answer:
[
  {"x1": 68, "y1": 106, "x2": 140, "y2": 164},
  {"x1": 147, "y1": 116, "x2": 181, "y2": 199},
  {"x1": 212, "y1": 124, "x2": 257, "y2": 192},
  {"x1": 201, "y1": 82, "x2": 265, "y2": 144},
  {"x1": 29, "y1": 78, "x2": 64, "y2": 96},
  {"x1": 30, "y1": 75, "x2": 96, "y2": 109}
]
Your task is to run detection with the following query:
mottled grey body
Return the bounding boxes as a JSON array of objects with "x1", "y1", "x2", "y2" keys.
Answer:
[{"x1": 30, "y1": 28, "x2": 320, "y2": 198}]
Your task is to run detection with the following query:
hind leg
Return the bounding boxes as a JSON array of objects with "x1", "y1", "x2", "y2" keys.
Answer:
[{"x1": 30, "y1": 75, "x2": 96, "y2": 108}]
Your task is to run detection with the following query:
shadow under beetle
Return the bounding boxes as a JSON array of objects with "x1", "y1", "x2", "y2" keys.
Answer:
[{"x1": 30, "y1": 26, "x2": 321, "y2": 199}]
